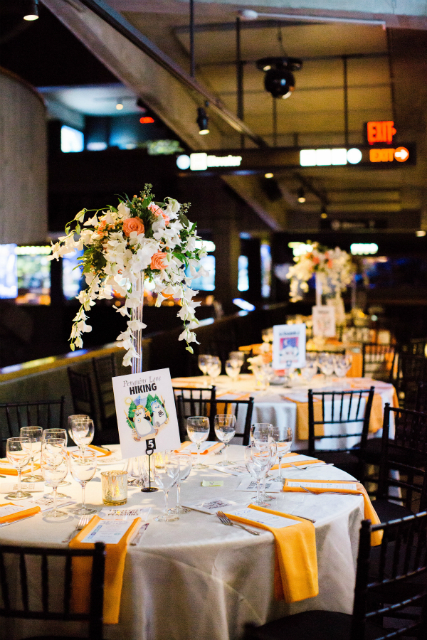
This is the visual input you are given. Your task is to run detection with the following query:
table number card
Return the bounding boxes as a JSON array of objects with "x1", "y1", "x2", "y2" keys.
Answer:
[
  {"x1": 273, "y1": 323, "x2": 306, "y2": 370},
  {"x1": 312, "y1": 306, "x2": 336, "y2": 338},
  {"x1": 112, "y1": 367, "x2": 181, "y2": 459}
]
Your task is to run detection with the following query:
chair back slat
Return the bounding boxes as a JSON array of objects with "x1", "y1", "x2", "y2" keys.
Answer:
[
  {"x1": 92, "y1": 354, "x2": 117, "y2": 429},
  {"x1": 362, "y1": 343, "x2": 396, "y2": 382},
  {"x1": 0, "y1": 548, "x2": 10, "y2": 612},
  {"x1": 41, "y1": 553, "x2": 49, "y2": 613},
  {"x1": 63, "y1": 554, "x2": 72, "y2": 615},
  {"x1": 19, "y1": 551, "x2": 29, "y2": 612},
  {"x1": 174, "y1": 386, "x2": 216, "y2": 440}
]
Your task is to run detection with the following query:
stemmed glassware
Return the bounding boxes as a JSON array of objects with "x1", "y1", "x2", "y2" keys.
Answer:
[
  {"x1": 40, "y1": 439, "x2": 69, "y2": 519},
  {"x1": 251, "y1": 423, "x2": 273, "y2": 446},
  {"x1": 334, "y1": 355, "x2": 353, "y2": 384},
  {"x1": 244, "y1": 445, "x2": 272, "y2": 507},
  {"x1": 198, "y1": 354, "x2": 212, "y2": 378},
  {"x1": 43, "y1": 428, "x2": 70, "y2": 497},
  {"x1": 5, "y1": 437, "x2": 32, "y2": 500},
  {"x1": 301, "y1": 359, "x2": 318, "y2": 384},
  {"x1": 67, "y1": 415, "x2": 94, "y2": 451},
  {"x1": 173, "y1": 456, "x2": 192, "y2": 515},
  {"x1": 69, "y1": 449, "x2": 97, "y2": 515},
  {"x1": 20, "y1": 427, "x2": 43, "y2": 482},
  {"x1": 154, "y1": 452, "x2": 180, "y2": 522},
  {"x1": 214, "y1": 414, "x2": 236, "y2": 465},
  {"x1": 206, "y1": 356, "x2": 222, "y2": 384},
  {"x1": 269, "y1": 425, "x2": 293, "y2": 480},
  {"x1": 225, "y1": 359, "x2": 241, "y2": 385},
  {"x1": 318, "y1": 354, "x2": 335, "y2": 383},
  {"x1": 229, "y1": 351, "x2": 245, "y2": 370},
  {"x1": 186, "y1": 416, "x2": 210, "y2": 469}
]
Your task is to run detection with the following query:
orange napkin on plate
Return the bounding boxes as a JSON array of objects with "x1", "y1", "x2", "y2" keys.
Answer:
[
  {"x1": 270, "y1": 453, "x2": 321, "y2": 471},
  {"x1": 0, "y1": 462, "x2": 40, "y2": 476},
  {"x1": 0, "y1": 502, "x2": 41, "y2": 524},
  {"x1": 176, "y1": 441, "x2": 221, "y2": 455},
  {"x1": 224, "y1": 504, "x2": 318, "y2": 602},
  {"x1": 283, "y1": 478, "x2": 382, "y2": 546},
  {"x1": 89, "y1": 445, "x2": 112, "y2": 458},
  {"x1": 69, "y1": 515, "x2": 141, "y2": 624},
  {"x1": 282, "y1": 397, "x2": 324, "y2": 439}
]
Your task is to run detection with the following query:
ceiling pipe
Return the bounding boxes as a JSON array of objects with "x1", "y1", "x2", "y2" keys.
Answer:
[
  {"x1": 239, "y1": 9, "x2": 386, "y2": 30},
  {"x1": 72, "y1": 0, "x2": 268, "y2": 147}
]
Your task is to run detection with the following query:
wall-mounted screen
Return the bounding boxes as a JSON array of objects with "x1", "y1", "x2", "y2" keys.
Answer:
[
  {"x1": 0, "y1": 244, "x2": 17, "y2": 299},
  {"x1": 190, "y1": 255, "x2": 215, "y2": 291},
  {"x1": 61, "y1": 125, "x2": 84, "y2": 153},
  {"x1": 62, "y1": 249, "x2": 84, "y2": 300},
  {"x1": 16, "y1": 246, "x2": 51, "y2": 305}
]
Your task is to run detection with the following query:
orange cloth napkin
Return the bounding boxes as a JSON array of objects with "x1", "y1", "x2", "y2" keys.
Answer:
[
  {"x1": 270, "y1": 452, "x2": 321, "y2": 471},
  {"x1": 283, "y1": 478, "x2": 382, "y2": 546},
  {"x1": 283, "y1": 397, "x2": 324, "y2": 439},
  {"x1": 224, "y1": 504, "x2": 318, "y2": 602},
  {"x1": 346, "y1": 352, "x2": 362, "y2": 378},
  {"x1": 0, "y1": 502, "x2": 41, "y2": 524},
  {"x1": 177, "y1": 441, "x2": 222, "y2": 455},
  {"x1": 69, "y1": 515, "x2": 141, "y2": 624},
  {"x1": 0, "y1": 462, "x2": 40, "y2": 476},
  {"x1": 89, "y1": 445, "x2": 112, "y2": 458}
]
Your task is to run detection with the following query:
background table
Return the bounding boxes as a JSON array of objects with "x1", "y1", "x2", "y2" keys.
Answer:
[{"x1": 2, "y1": 445, "x2": 365, "y2": 640}]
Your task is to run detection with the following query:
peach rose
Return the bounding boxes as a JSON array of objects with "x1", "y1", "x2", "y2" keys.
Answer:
[
  {"x1": 150, "y1": 251, "x2": 168, "y2": 270},
  {"x1": 123, "y1": 217, "x2": 145, "y2": 237},
  {"x1": 148, "y1": 202, "x2": 170, "y2": 225}
]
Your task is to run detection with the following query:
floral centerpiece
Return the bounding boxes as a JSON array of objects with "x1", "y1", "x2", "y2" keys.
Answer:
[
  {"x1": 287, "y1": 242, "x2": 353, "y2": 303},
  {"x1": 49, "y1": 184, "x2": 207, "y2": 367}
]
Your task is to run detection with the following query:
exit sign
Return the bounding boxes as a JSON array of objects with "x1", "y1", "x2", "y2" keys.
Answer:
[{"x1": 366, "y1": 121, "x2": 397, "y2": 145}]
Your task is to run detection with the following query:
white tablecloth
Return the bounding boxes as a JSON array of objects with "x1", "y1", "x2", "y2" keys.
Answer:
[{"x1": 1, "y1": 445, "x2": 366, "y2": 640}]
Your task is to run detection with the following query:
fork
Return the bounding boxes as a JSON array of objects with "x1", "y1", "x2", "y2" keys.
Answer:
[
  {"x1": 61, "y1": 515, "x2": 90, "y2": 543},
  {"x1": 301, "y1": 486, "x2": 347, "y2": 496},
  {"x1": 217, "y1": 511, "x2": 260, "y2": 535}
]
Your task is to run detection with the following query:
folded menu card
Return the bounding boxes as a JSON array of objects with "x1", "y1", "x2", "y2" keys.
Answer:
[
  {"x1": 0, "y1": 502, "x2": 41, "y2": 524},
  {"x1": 270, "y1": 453, "x2": 322, "y2": 471},
  {"x1": 282, "y1": 479, "x2": 382, "y2": 546},
  {"x1": 70, "y1": 515, "x2": 141, "y2": 624},
  {"x1": 177, "y1": 441, "x2": 222, "y2": 455},
  {"x1": 224, "y1": 505, "x2": 318, "y2": 603},
  {"x1": 183, "y1": 497, "x2": 240, "y2": 515}
]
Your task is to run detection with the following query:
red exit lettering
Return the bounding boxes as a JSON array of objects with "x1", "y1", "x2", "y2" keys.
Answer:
[{"x1": 367, "y1": 121, "x2": 396, "y2": 145}]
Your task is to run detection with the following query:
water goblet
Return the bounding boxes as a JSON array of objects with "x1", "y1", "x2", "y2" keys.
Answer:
[
  {"x1": 69, "y1": 449, "x2": 97, "y2": 515},
  {"x1": 198, "y1": 354, "x2": 212, "y2": 378},
  {"x1": 173, "y1": 456, "x2": 192, "y2": 514},
  {"x1": 40, "y1": 439, "x2": 69, "y2": 519},
  {"x1": 251, "y1": 423, "x2": 273, "y2": 446},
  {"x1": 186, "y1": 416, "x2": 210, "y2": 469},
  {"x1": 269, "y1": 425, "x2": 293, "y2": 480},
  {"x1": 229, "y1": 351, "x2": 245, "y2": 368},
  {"x1": 214, "y1": 414, "x2": 236, "y2": 465},
  {"x1": 68, "y1": 415, "x2": 94, "y2": 451},
  {"x1": 20, "y1": 426, "x2": 44, "y2": 482},
  {"x1": 301, "y1": 360, "x2": 318, "y2": 384},
  {"x1": 244, "y1": 445, "x2": 271, "y2": 507},
  {"x1": 154, "y1": 452, "x2": 180, "y2": 521},
  {"x1": 225, "y1": 359, "x2": 241, "y2": 385},
  {"x1": 5, "y1": 437, "x2": 32, "y2": 500},
  {"x1": 206, "y1": 356, "x2": 221, "y2": 384},
  {"x1": 42, "y1": 429, "x2": 70, "y2": 497},
  {"x1": 334, "y1": 355, "x2": 353, "y2": 382},
  {"x1": 319, "y1": 354, "x2": 335, "y2": 383}
]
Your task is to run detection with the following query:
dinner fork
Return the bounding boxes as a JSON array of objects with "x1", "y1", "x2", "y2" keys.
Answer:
[
  {"x1": 301, "y1": 486, "x2": 347, "y2": 496},
  {"x1": 61, "y1": 515, "x2": 90, "y2": 543},
  {"x1": 217, "y1": 511, "x2": 260, "y2": 535}
]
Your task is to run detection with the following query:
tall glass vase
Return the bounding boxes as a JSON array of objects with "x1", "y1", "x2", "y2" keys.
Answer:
[{"x1": 131, "y1": 271, "x2": 144, "y2": 375}]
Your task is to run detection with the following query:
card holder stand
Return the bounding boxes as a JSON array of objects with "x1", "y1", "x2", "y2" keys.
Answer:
[{"x1": 141, "y1": 438, "x2": 158, "y2": 493}]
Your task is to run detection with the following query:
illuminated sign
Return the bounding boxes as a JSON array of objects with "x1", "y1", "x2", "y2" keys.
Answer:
[
  {"x1": 288, "y1": 242, "x2": 313, "y2": 257},
  {"x1": 300, "y1": 148, "x2": 362, "y2": 167},
  {"x1": 186, "y1": 153, "x2": 243, "y2": 171},
  {"x1": 366, "y1": 121, "x2": 396, "y2": 145},
  {"x1": 16, "y1": 246, "x2": 52, "y2": 255},
  {"x1": 369, "y1": 147, "x2": 409, "y2": 163},
  {"x1": 350, "y1": 243, "x2": 379, "y2": 256},
  {"x1": 139, "y1": 117, "x2": 155, "y2": 124}
]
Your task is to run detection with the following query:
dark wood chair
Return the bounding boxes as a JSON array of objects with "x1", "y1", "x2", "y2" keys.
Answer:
[
  {"x1": 394, "y1": 354, "x2": 427, "y2": 410},
  {"x1": 244, "y1": 511, "x2": 427, "y2": 640},
  {"x1": 0, "y1": 397, "x2": 65, "y2": 457},
  {"x1": 409, "y1": 337, "x2": 427, "y2": 357},
  {"x1": 174, "y1": 386, "x2": 217, "y2": 440},
  {"x1": 362, "y1": 343, "x2": 397, "y2": 382},
  {"x1": 0, "y1": 541, "x2": 106, "y2": 640},
  {"x1": 416, "y1": 381, "x2": 427, "y2": 413},
  {"x1": 92, "y1": 354, "x2": 118, "y2": 431},
  {"x1": 306, "y1": 387, "x2": 375, "y2": 481}
]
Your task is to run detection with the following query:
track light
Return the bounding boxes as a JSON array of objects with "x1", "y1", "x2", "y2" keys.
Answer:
[
  {"x1": 256, "y1": 57, "x2": 302, "y2": 99},
  {"x1": 297, "y1": 187, "x2": 306, "y2": 203},
  {"x1": 196, "y1": 107, "x2": 209, "y2": 135},
  {"x1": 23, "y1": 0, "x2": 39, "y2": 21},
  {"x1": 116, "y1": 100, "x2": 124, "y2": 111}
]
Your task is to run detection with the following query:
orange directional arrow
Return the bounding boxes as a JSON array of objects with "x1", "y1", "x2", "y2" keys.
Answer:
[{"x1": 395, "y1": 147, "x2": 409, "y2": 162}]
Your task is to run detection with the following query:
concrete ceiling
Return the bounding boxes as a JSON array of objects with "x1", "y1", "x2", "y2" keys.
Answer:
[{"x1": 41, "y1": 0, "x2": 427, "y2": 232}]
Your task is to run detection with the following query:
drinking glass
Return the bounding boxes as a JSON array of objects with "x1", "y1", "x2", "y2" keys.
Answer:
[
  {"x1": 214, "y1": 414, "x2": 236, "y2": 465},
  {"x1": 244, "y1": 445, "x2": 272, "y2": 507},
  {"x1": 301, "y1": 360, "x2": 318, "y2": 383},
  {"x1": 251, "y1": 423, "x2": 273, "y2": 446},
  {"x1": 173, "y1": 456, "x2": 192, "y2": 514},
  {"x1": 229, "y1": 351, "x2": 245, "y2": 367},
  {"x1": 68, "y1": 415, "x2": 94, "y2": 451},
  {"x1": 69, "y1": 449, "x2": 97, "y2": 515},
  {"x1": 334, "y1": 355, "x2": 353, "y2": 379},
  {"x1": 20, "y1": 427, "x2": 43, "y2": 482},
  {"x1": 319, "y1": 354, "x2": 335, "y2": 381},
  {"x1": 186, "y1": 416, "x2": 210, "y2": 468},
  {"x1": 225, "y1": 359, "x2": 241, "y2": 384},
  {"x1": 252, "y1": 364, "x2": 270, "y2": 390},
  {"x1": 198, "y1": 354, "x2": 212, "y2": 377},
  {"x1": 269, "y1": 425, "x2": 293, "y2": 480},
  {"x1": 5, "y1": 437, "x2": 32, "y2": 500},
  {"x1": 154, "y1": 452, "x2": 180, "y2": 521},
  {"x1": 40, "y1": 439, "x2": 69, "y2": 518},
  {"x1": 206, "y1": 356, "x2": 221, "y2": 383},
  {"x1": 42, "y1": 429, "x2": 70, "y2": 497}
]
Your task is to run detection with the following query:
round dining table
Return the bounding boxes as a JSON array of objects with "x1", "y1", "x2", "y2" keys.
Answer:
[{"x1": 1, "y1": 445, "x2": 366, "y2": 640}]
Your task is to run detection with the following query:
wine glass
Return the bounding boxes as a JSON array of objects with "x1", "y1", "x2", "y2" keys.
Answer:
[
  {"x1": 225, "y1": 359, "x2": 241, "y2": 384},
  {"x1": 334, "y1": 355, "x2": 353, "y2": 381},
  {"x1": 69, "y1": 449, "x2": 97, "y2": 515},
  {"x1": 319, "y1": 354, "x2": 335, "y2": 383},
  {"x1": 68, "y1": 415, "x2": 94, "y2": 451},
  {"x1": 173, "y1": 456, "x2": 192, "y2": 514},
  {"x1": 198, "y1": 354, "x2": 212, "y2": 377},
  {"x1": 40, "y1": 439, "x2": 69, "y2": 519},
  {"x1": 214, "y1": 414, "x2": 236, "y2": 465},
  {"x1": 244, "y1": 445, "x2": 272, "y2": 507},
  {"x1": 251, "y1": 423, "x2": 273, "y2": 446},
  {"x1": 229, "y1": 351, "x2": 245, "y2": 370},
  {"x1": 206, "y1": 356, "x2": 221, "y2": 384},
  {"x1": 269, "y1": 425, "x2": 293, "y2": 480},
  {"x1": 43, "y1": 429, "x2": 70, "y2": 497},
  {"x1": 20, "y1": 427, "x2": 43, "y2": 482},
  {"x1": 301, "y1": 360, "x2": 318, "y2": 384},
  {"x1": 186, "y1": 416, "x2": 210, "y2": 469},
  {"x1": 5, "y1": 437, "x2": 32, "y2": 500},
  {"x1": 154, "y1": 452, "x2": 180, "y2": 522}
]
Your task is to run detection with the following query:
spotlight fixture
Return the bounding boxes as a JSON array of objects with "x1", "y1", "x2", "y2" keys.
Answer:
[
  {"x1": 23, "y1": 0, "x2": 39, "y2": 21},
  {"x1": 320, "y1": 204, "x2": 328, "y2": 219},
  {"x1": 116, "y1": 100, "x2": 124, "y2": 111},
  {"x1": 256, "y1": 57, "x2": 302, "y2": 99},
  {"x1": 416, "y1": 230, "x2": 426, "y2": 237},
  {"x1": 297, "y1": 187, "x2": 306, "y2": 203},
  {"x1": 265, "y1": 172, "x2": 274, "y2": 179},
  {"x1": 196, "y1": 107, "x2": 209, "y2": 135}
]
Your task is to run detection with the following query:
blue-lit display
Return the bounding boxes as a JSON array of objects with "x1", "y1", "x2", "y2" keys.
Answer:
[
  {"x1": 61, "y1": 125, "x2": 84, "y2": 153},
  {"x1": 190, "y1": 255, "x2": 215, "y2": 291},
  {"x1": 0, "y1": 244, "x2": 17, "y2": 298},
  {"x1": 63, "y1": 249, "x2": 84, "y2": 300}
]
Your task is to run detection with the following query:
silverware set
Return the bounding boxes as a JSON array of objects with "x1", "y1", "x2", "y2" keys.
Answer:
[
  {"x1": 61, "y1": 515, "x2": 90, "y2": 543},
  {"x1": 217, "y1": 511, "x2": 260, "y2": 535}
]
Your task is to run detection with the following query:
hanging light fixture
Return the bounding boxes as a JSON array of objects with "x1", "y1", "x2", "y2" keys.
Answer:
[
  {"x1": 116, "y1": 100, "x2": 124, "y2": 111},
  {"x1": 256, "y1": 57, "x2": 302, "y2": 99},
  {"x1": 297, "y1": 187, "x2": 306, "y2": 203},
  {"x1": 320, "y1": 204, "x2": 328, "y2": 219},
  {"x1": 196, "y1": 107, "x2": 209, "y2": 135},
  {"x1": 23, "y1": 0, "x2": 39, "y2": 21}
]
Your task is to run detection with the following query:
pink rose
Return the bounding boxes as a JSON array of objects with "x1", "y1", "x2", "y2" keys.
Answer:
[
  {"x1": 123, "y1": 217, "x2": 145, "y2": 237},
  {"x1": 150, "y1": 251, "x2": 168, "y2": 270},
  {"x1": 148, "y1": 202, "x2": 170, "y2": 226}
]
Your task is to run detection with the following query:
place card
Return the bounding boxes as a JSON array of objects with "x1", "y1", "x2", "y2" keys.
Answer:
[
  {"x1": 98, "y1": 507, "x2": 151, "y2": 521},
  {"x1": 281, "y1": 454, "x2": 316, "y2": 464},
  {"x1": 0, "y1": 483, "x2": 43, "y2": 493},
  {"x1": 0, "y1": 504, "x2": 29, "y2": 518},
  {"x1": 82, "y1": 519, "x2": 134, "y2": 544},
  {"x1": 286, "y1": 480, "x2": 358, "y2": 491},
  {"x1": 212, "y1": 462, "x2": 248, "y2": 476},
  {"x1": 179, "y1": 441, "x2": 219, "y2": 454},
  {"x1": 236, "y1": 478, "x2": 283, "y2": 493},
  {"x1": 201, "y1": 480, "x2": 224, "y2": 487},
  {"x1": 226, "y1": 507, "x2": 298, "y2": 529},
  {"x1": 273, "y1": 323, "x2": 306, "y2": 370},
  {"x1": 183, "y1": 497, "x2": 241, "y2": 515}
]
